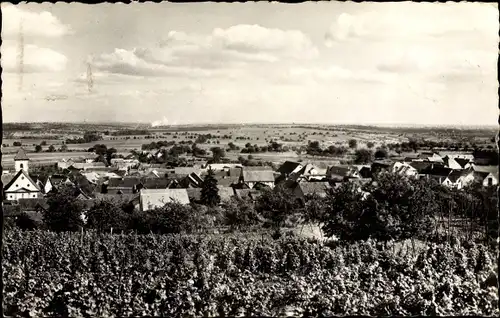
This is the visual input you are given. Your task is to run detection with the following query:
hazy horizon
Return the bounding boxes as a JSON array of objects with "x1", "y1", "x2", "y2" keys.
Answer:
[
  {"x1": 2, "y1": 120, "x2": 498, "y2": 130},
  {"x1": 2, "y1": 2, "x2": 498, "y2": 126}
]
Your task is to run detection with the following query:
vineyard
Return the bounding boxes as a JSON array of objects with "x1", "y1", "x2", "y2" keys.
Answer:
[{"x1": 3, "y1": 229, "x2": 498, "y2": 317}]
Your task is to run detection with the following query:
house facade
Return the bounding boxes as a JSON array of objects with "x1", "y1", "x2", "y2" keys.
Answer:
[{"x1": 3, "y1": 150, "x2": 43, "y2": 201}]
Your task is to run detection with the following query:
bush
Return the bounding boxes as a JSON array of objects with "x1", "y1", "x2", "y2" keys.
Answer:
[
  {"x1": 86, "y1": 199, "x2": 130, "y2": 233},
  {"x1": 354, "y1": 149, "x2": 374, "y2": 164},
  {"x1": 44, "y1": 186, "x2": 86, "y2": 232}
]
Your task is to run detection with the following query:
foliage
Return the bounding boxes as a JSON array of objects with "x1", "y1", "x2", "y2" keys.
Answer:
[
  {"x1": 222, "y1": 198, "x2": 261, "y2": 231},
  {"x1": 354, "y1": 149, "x2": 374, "y2": 164},
  {"x1": 200, "y1": 169, "x2": 221, "y2": 207},
  {"x1": 86, "y1": 199, "x2": 130, "y2": 233},
  {"x1": 35, "y1": 145, "x2": 43, "y2": 152},
  {"x1": 348, "y1": 139, "x2": 358, "y2": 149},
  {"x1": 3, "y1": 230, "x2": 498, "y2": 317},
  {"x1": 256, "y1": 183, "x2": 299, "y2": 230},
  {"x1": 44, "y1": 185, "x2": 85, "y2": 232},
  {"x1": 209, "y1": 147, "x2": 226, "y2": 163},
  {"x1": 321, "y1": 182, "x2": 367, "y2": 240},
  {"x1": 374, "y1": 148, "x2": 388, "y2": 159}
]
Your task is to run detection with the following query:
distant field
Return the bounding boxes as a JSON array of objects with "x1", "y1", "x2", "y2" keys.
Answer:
[
  {"x1": 3, "y1": 123, "x2": 495, "y2": 169},
  {"x1": 1, "y1": 152, "x2": 90, "y2": 169}
]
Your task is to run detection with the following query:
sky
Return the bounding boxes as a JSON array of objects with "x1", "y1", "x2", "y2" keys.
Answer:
[{"x1": 1, "y1": 1, "x2": 499, "y2": 126}]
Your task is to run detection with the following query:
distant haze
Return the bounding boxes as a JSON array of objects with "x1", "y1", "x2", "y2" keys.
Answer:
[{"x1": 1, "y1": 2, "x2": 498, "y2": 126}]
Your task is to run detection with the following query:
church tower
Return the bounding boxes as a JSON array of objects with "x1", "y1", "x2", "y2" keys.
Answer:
[{"x1": 14, "y1": 148, "x2": 30, "y2": 173}]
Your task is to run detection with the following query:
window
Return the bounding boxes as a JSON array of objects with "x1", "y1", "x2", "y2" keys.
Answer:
[
  {"x1": 20, "y1": 163, "x2": 24, "y2": 169},
  {"x1": 33, "y1": 195, "x2": 36, "y2": 198},
  {"x1": 16, "y1": 184, "x2": 18, "y2": 187},
  {"x1": 21, "y1": 176, "x2": 24, "y2": 180},
  {"x1": 9, "y1": 195, "x2": 13, "y2": 199},
  {"x1": 488, "y1": 178, "x2": 493, "y2": 186}
]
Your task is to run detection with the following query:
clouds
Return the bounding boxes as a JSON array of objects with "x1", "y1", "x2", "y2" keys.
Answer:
[
  {"x1": 288, "y1": 65, "x2": 396, "y2": 85},
  {"x1": 2, "y1": 44, "x2": 68, "y2": 73},
  {"x1": 90, "y1": 24, "x2": 318, "y2": 77},
  {"x1": 1, "y1": 4, "x2": 71, "y2": 38},
  {"x1": 325, "y1": 2, "x2": 497, "y2": 45},
  {"x1": 1, "y1": 5, "x2": 70, "y2": 74}
]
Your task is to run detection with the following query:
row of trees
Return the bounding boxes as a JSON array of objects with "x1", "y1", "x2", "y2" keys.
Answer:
[
  {"x1": 240, "y1": 141, "x2": 286, "y2": 154},
  {"x1": 65, "y1": 132, "x2": 102, "y2": 144}
]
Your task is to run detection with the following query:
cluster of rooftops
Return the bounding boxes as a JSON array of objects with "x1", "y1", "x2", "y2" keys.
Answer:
[{"x1": 2, "y1": 148, "x2": 497, "y2": 214}]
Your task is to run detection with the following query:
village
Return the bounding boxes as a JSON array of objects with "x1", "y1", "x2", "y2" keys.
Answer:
[{"x1": 2, "y1": 142, "x2": 497, "y2": 217}]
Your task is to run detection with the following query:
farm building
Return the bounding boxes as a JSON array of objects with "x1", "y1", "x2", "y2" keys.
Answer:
[
  {"x1": 241, "y1": 170, "x2": 276, "y2": 189},
  {"x1": 140, "y1": 189, "x2": 190, "y2": 211}
]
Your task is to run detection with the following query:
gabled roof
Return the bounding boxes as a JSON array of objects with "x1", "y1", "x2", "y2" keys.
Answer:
[
  {"x1": 18, "y1": 198, "x2": 49, "y2": 211},
  {"x1": 299, "y1": 181, "x2": 331, "y2": 197},
  {"x1": 426, "y1": 166, "x2": 452, "y2": 177},
  {"x1": 447, "y1": 170, "x2": 466, "y2": 183},
  {"x1": 174, "y1": 167, "x2": 201, "y2": 175},
  {"x1": 234, "y1": 189, "x2": 262, "y2": 200},
  {"x1": 242, "y1": 170, "x2": 276, "y2": 183},
  {"x1": 228, "y1": 167, "x2": 243, "y2": 177},
  {"x1": 277, "y1": 161, "x2": 302, "y2": 175},
  {"x1": 142, "y1": 178, "x2": 177, "y2": 189},
  {"x1": 186, "y1": 188, "x2": 202, "y2": 201},
  {"x1": 14, "y1": 148, "x2": 29, "y2": 161},
  {"x1": 327, "y1": 166, "x2": 350, "y2": 177},
  {"x1": 4, "y1": 169, "x2": 42, "y2": 192},
  {"x1": 217, "y1": 185, "x2": 235, "y2": 202},
  {"x1": 454, "y1": 158, "x2": 470, "y2": 168},
  {"x1": 108, "y1": 177, "x2": 142, "y2": 188},
  {"x1": 140, "y1": 189, "x2": 190, "y2": 210},
  {"x1": 472, "y1": 165, "x2": 498, "y2": 177},
  {"x1": 409, "y1": 161, "x2": 433, "y2": 172},
  {"x1": 218, "y1": 176, "x2": 240, "y2": 187},
  {"x1": 95, "y1": 193, "x2": 140, "y2": 203}
]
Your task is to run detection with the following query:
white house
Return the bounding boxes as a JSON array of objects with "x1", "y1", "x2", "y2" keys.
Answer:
[
  {"x1": 4, "y1": 149, "x2": 43, "y2": 200},
  {"x1": 458, "y1": 167, "x2": 498, "y2": 188}
]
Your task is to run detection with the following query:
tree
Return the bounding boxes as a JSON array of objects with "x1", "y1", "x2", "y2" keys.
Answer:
[
  {"x1": 366, "y1": 142, "x2": 375, "y2": 149},
  {"x1": 223, "y1": 198, "x2": 260, "y2": 231},
  {"x1": 321, "y1": 182, "x2": 367, "y2": 240},
  {"x1": 348, "y1": 139, "x2": 358, "y2": 149},
  {"x1": 374, "y1": 148, "x2": 388, "y2": 159},
  {"x1": 256, "y1": 183, "x2": 299, "y2": 232},
  {"x1": 354, "y1": 149, "x2": 374, "y2": 164},
  {"x1": 86, "y1": 199, "x2": 129, "y2": 233},
  {"x1": 303, "y1": 193, "x2": 327, "y2": 232},
  {"x1": 60, "y1": 144, "x2": 68, "y2": 152},
  {"x1": 94, "y1": 144, "x2": 108, "y2": 156},
  {"x1": 13, "y1": 141, "x2": 22, "y2": 147},
  {"x1": 228, "y1": 142, "x2": 237, "y2": 151},
  {"x1": 40, "y1": 141, "x2": 47, "y2": 146},
  {"x1": 44, "y1": 185, "x2": 85, "y2": 232},
  {"x1": 210, "y1": 147, "x2": 225, "y2": 163},
  {"x1": 362, "y1": 172, "x2": 439, "y2": 241},
  {"x1": 200, "y1": 168, "x2": 220, "y2": 207},
  {"x1": 106, "y1": 147, "x2": 117, "y2": 165},
  {"x1": 48, "y1": 145, "x2": 56, "y2": 152},
  {"x1": 35, "y1": 145, "x2": 43, "y2": 153}
]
